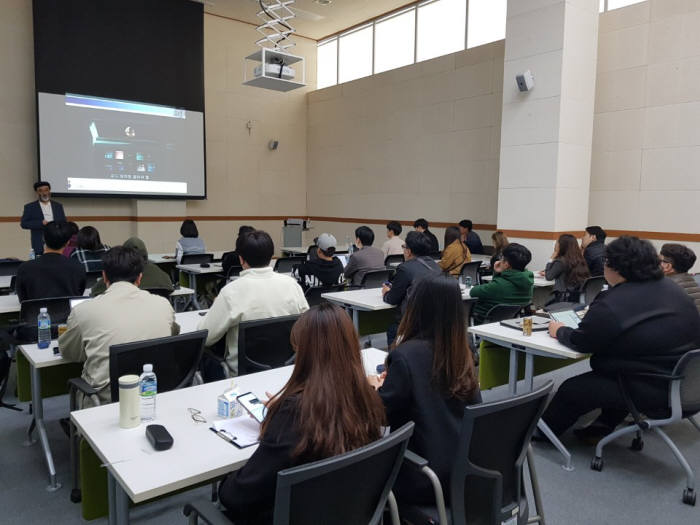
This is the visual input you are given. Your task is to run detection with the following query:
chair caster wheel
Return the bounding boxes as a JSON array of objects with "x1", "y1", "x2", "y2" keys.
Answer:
[
  {"x1": 590, "y1": 457, "x2": 603, "y2": 471},
  {"x1": 630, "y1": 437, "x2": 644, "y2": 451},
  {"x1": 70, "y1": 488, "x2": 82, "y2": 503},
  {"x1": 683, "y1": 488, "x2": 696, "y2": 506}
]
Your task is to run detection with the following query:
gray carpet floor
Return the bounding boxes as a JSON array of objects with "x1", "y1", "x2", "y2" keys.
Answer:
[{"x1": 1, "y1": 358, "x2": 699, "y2": 524}]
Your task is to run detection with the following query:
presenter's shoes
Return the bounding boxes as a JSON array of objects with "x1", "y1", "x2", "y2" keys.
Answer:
[{"x1": 573, "y1": 422, "x2": 614, "y2": 446}]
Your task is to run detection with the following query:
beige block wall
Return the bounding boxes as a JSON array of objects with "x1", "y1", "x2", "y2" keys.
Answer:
[
  {"x1": 306, "y1": 41, "x2": 505, "y2": 250},
  {"x1": 0, "y1": 3, "x2": 313, "y2": 258}
]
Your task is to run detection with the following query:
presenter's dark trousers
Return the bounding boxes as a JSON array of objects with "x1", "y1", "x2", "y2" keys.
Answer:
[{"x1": 542, "y1": 371, "x2": 669, "y2": 436}]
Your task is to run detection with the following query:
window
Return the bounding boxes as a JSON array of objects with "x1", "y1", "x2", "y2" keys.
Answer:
[
  {"x1": 374, "y1": 8, "x2": 416, "y2": 74},
  {"x1": 416, "y1": 0, "x2": 467, "y2": 62},
  {"x1": 606, "y1": 0, "x2": 645, "y2": 10},
  {"x1": 338, "y1": 24, "x2": 373, "y2": 83},
  {"x1": 317, "y1": 38, "x2": 338, "y2": 89},
  {"x1": 467, "y1": 0, "x2": 506, "y2": 49}
]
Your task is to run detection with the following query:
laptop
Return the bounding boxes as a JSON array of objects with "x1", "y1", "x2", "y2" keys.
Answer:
[
  {"x1": 337, "y1": 254, "x2": 349, "y2": 268},
  {"x1": 548, "y1": 309, "x2": 582, "y2": 329},
  {"x1": 500, "y1": 316, "x2": 550, "y2": 332}
]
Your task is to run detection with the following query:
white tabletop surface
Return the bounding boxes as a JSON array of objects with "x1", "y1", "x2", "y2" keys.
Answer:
[
  {"x1": 481, "y1": 275, "x2": 554, "y2": 288},
  {"x1": 0, "y1": 275, "x2": 12, "y2": 288},
  {"x1": 19, "y1": 310, "x2": 210, "y2": 369},
  {"x1": 282, "y1": 245, "x2": 350, "y2": 255},
  {"x1": 71, "y1": 347, "x2": 387, "y2": 503},
  {"x1": 322, "y1": 286, "x2": 476, "y2": 311},
  {"x1": 469, "y1": 321, "x2": 585, "y2": 359},
  {"x1": 175, "y1": 263, "x2": 224, "y2": 275},
  {"x1": 150, "y1": 251, "x2": 225, "y2": 264}
]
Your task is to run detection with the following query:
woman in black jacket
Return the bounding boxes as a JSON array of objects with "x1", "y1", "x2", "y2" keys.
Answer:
[
  {"x1": 544, "y1": 236, "x2": 700, "y2": 440},
  {"x1": 218, "y1": 303, "x2": 385, "y2": 524},
  {"x1": 370, "y1": 273, "x2": 481, "y2": 505}
]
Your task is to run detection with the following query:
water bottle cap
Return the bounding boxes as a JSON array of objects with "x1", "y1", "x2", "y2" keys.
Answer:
[
  {"x1": 143, "y1": 364, "x2": 153, "y2": 373},
  {"x1": 40, "y1": 307, "x2": 47, "y2": 313}
]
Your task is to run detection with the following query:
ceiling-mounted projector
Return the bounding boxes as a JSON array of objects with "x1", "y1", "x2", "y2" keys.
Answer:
[{"x1": 254, "y1": 62, "x2": 296, "y2": 81}]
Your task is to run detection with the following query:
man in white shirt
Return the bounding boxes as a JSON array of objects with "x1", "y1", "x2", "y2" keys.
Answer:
[
  {"x1": 382, "y1": 221, "x2": 404, "y2": 259},
  {"x1": 198, "y1": 230, "x2": 309, "y2": 374},
  {"x1": 20, "y1": 181, "x2": 66, "y2": 255}
]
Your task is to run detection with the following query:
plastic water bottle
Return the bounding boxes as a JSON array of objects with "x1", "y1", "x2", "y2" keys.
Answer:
[
  {"x1": 139, "y1": 364, "x2": 157, "y2": 422},
  {"x1": 29, "y1": 249, "x2": 35, "y2": 260},
  {"x1": 346, "y1": 235, "x2": 354, "y2": 254},
  {"x1": 37, "y1": 308, "x2": 51, "y2": 349}
]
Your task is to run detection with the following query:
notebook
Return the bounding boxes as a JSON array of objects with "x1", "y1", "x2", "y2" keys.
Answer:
[{"x1": 211, "y1": 416, "x2": 261, "y2": 448}]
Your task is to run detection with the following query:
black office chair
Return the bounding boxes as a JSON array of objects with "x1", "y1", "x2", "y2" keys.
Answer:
[
  {"x1": 15, "y1": 296, "x2": 82, "y2": 342},
  {"x1": 9, "y1": 275, "x2": 16, "y2": 293},
  {"x1": 582, "y1": 276, "x2": 606, "y2": 305},
  {"x1": 181, "y1": 253, "x2": 214, "y2": 265},
  {"x1": 482, "y1": 304, "x2": 523, "y2": 324},
  {"x1": 274, "y1": 256, "x2": 307, "y2": 273},
  {"x1": 0, "y1": 348, "x2": 19, "y2": 411},
  {"x1": 360, "y1": 269, "x2": 393, "y2": 289},
  {"x1": 591, "y1": 349, "x2": 700, "y2": 506},
  {"x1": 68, "y1": 330, "x2": 208, "y2": 502},
  {"x1": 183, "y1": 422, "x2": 415, "y2": 525},
  {"x1": 304, "y1": 283, "x2": 346, "y2": 307},
  {"x1": 385, "y1": 254, "x2": 404, "y2": 267},
  {"x1": 0, "y1": 259, "x2": 23, "y2": 276},
  {"x1": 143, "y1": 287, "x2": 172, "y2": 299},
  {"x1": 400, "y1": 382, "x2": 553, "y2": 525},
  {"x1": 237, "y1": 315, "x2": 301, "y2": 376},
  {"x1": 459, "y1": 261, "x2": 482, "y2": 286}
]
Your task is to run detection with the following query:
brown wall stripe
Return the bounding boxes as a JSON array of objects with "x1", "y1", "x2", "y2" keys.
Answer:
[{"x1": 2, "y1": 215, "x2": 699, "y2": 242}]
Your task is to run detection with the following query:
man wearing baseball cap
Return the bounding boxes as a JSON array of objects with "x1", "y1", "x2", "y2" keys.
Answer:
[{"x1": 296, "y1": 233, "x2": 344, "y2": 289}]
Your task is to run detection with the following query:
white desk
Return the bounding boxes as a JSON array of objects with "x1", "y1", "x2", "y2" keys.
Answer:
[
  {"x1": 481, "y1": 275, "x2": 554, "y2": 287},
  {"x1": 0, "y1": 275, "x2": 12, "y2": 289},
  {"x1": 469, "y1": 322, "x2": 585, "y2": 471},
  {"x1": 18, "y1": 310, "x2": 208, "y2": 491},
  {"x1": 150, "y1": 251, "x2": 225, "y2": 265},
  {"x1": 282, "y1": 245, "x2": 350, "y2": 256},
  {"x1": 175, "y1": 263, "x2": 224, "y2": 309},
  {"x1": 71, "y1": 348, "x2": 387, "y2": 525}
]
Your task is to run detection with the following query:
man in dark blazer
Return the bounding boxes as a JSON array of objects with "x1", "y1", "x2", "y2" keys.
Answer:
[{"x1": 21, "y1": 181, "x2": 66, "y2": 255}]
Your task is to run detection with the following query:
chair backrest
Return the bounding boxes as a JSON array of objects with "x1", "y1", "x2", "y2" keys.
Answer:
[
  {"x1": 460, "y1": 261, "x2": 482, "y2": 285},
  {"x1": 304, "y1": 283, "x2": 346, "y2": 307},
  {"x1": 673, "y1": 349, "x2": 700, "y2": 414},
  {"x1": 143, "y1": 287, "x2": 172, "y2": 299},
  {"x1": 482, "y1": 245, "x2": 496, "y2": 256},
  {"x1": 450, "y1": 382, "x2": 553, "y2": 525},
  {"x1": 180, "y1": 253, "x2": 214, "y2": 265},
  {"x1": 85, "y1": 271, "x2": 103, "y2": 290},
  {"x1": 384, "y1": 254, "x2": 404, "y2": 266},
  {"x1": 273, "y1": 422, "x2": 414, "y2": 525},
  {"x1": 19, "y1": 296, "x2": 82, "y2": 340},
  {"x1": 582, "y1": 276, "x2": 606, "y2": 304},
  {"x1": 360, "y1": 269, "x2": 393, "y2": 289},
  {"x1": 0, "y1": 260, "x2": 23, "y2": 276},
  {"x1": 237, "y1": 315, "x2": 301, "y2": 376},
  {"x1": 108, "y1": 330, "x2": 207, "y2": 401},
  {"x1": 275, "y1": 256, "x2": 307, "y2": 273},
  {"x1": 226, "y1": 265, "x2": 243, "y2": 278},
  {"x1": 483, "y1": 304, "x2": 522, "y2": 324}
]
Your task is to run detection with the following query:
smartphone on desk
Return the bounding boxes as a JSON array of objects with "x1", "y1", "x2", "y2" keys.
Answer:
[{"x1": 237, "y1": 392, "x2": 267, "y2": 424}]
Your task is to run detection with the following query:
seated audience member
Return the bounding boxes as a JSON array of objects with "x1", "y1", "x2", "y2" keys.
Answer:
[
  {"x1": 439, "y1": 226, "x2": 471, "y2": 276},
  {"x1": 70, "y1": 226, "x2": 110, "y2": 272},
  {"x1": 370, "y1": 274, "x2": 480, "y2": 508},
  {"x1": 542, "y1": 234, "x2": 590, "y2": 304},
  {"x1": 490, "y1": 230, "x2": 509, "y2": 268},
  {"x1": 198, "y1": 230, "x2": 309, "y2": 374},
  {"x1": 175, "y1": 219, "x2": 206, "y2": 264},
  {"x1": 16, "y1": 221, "x2": 86, "y2": 302},
  {"x1": 660, "y1": 243, "x2": 700, "y2": 312},
  {"x1": 382, "y1": 221, "x2": 404, "y2": 258},
  {"x1": 219, "y1": 303, "x2": 384, "y2": 523},
  {"x1": 542, "y1": 236, "x2": 700, "y2": 441},
  {"x1": 343, "y1": 226, "x2": 386, "y2": 286},
  {"x1": 469, "y1": 243, "x2": 534, "y2": 324},
  {"x1": 413, "y1": 218, "x2": 439, "y2": 255},
  {"x1": 222, "y1": 225, "x2": 255, "y2": 276},
  {"x1": 62, "y1": 222, "x2": 79, "y2": 258},
  {"x1": 459, "y1": 219, "x2": 484, "y2": 255},
  {"x1": 90, "y1": 237, "x2": 173, "y2": 296},
  {"x1": 296, "y1": 233, "x2": 344, "y2": 288},
  {"x1": 59, "y1": 246, "x2": 180, "y2": 406},
  {"x1": 581, "y1": 225, "x2": 606, "y2": 276},
  {"x1": 383, "y1": 231, "x2": 441, "y2": 346}
]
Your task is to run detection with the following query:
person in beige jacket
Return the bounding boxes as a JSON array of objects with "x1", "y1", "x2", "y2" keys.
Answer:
[
  {"x1": 439, "y1": 226, "x2": 471, "y2": 277},
  {"x1": 198, "y1": 230, "x2": 309, "y2": 374},
  {"x1": 59, "y1": 246, "x2": 180, "y2": 407}
]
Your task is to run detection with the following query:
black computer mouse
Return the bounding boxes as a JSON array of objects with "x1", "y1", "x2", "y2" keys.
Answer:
[{"x1": 200, "y1": 263, "x2": 210, "y2": 268}]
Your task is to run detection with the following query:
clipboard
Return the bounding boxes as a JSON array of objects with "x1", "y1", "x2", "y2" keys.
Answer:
[{"x1": 210, "y1": 416, "x2": 261, "y2": 449}]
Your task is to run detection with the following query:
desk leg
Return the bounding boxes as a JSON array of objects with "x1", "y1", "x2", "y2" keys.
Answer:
[
  {"x1": 537, "y1": 419, "x2": 574, "y2": 471},
  {"x1": 508, "y1": 349, "x2": 518, "y2": 395},
  {"x1": 108, "y1": 470, "x2": 131, "y2": 525},
  {"x1": 189, "y1": 274, "x2": 201, "y2": 310},
  {"x1": 30, "y1": 365, "x2": 61, "y2": 491},
  {"x1": 524, "y1": 353, "x2": 534, "y2": 392},
  {"x1": 352, "y1": 308, "x2": 359, "y2": 332}
]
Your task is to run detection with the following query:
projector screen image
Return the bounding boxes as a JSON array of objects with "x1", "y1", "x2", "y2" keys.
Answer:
[{"x1": 37, "y1": 92, "x2": 205, "y2": 198}]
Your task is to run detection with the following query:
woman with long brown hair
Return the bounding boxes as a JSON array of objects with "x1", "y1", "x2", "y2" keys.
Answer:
[
  {"x1": 219, "y1": 303, "x2": 385, "y2": 524},
  {"x1": 439, "y1": 225, "x2": 471, "y2": 276},
  {"x1": 370, "y1": 273, "x2": 480, "y2": 506},
  {"x1": 542, "y1": 233, "x2": 590, "y2": 304},
  {"x1": 490, "y1": 230, "x2": 509, "y2": 268}
]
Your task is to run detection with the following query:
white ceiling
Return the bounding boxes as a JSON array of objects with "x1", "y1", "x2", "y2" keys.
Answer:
[{"x1": 204, "y1": 0, "x2": 416, "y2": 41}]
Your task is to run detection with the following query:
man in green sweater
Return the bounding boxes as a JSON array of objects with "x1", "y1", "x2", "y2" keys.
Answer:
[
  {"x1": 90, "y1": 237, "x2": 174, "y2": 296},
  {"x1": 469, "y1": 243, "x2": 534, "y2": 323}
]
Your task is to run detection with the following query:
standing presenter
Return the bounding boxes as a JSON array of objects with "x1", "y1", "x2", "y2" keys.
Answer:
[{"x1": 21, "y1": 181, "x2": 66, "y2": 256}]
